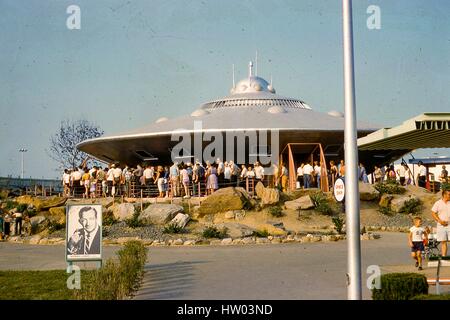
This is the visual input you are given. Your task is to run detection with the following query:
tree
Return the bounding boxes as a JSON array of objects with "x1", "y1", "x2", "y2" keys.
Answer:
[{"x1": 48, "y1": 119, "x2": 104, "y2": 170}]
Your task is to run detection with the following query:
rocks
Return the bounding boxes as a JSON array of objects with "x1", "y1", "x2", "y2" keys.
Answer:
[
  {"x1": 15, "y1": 196, "x2": 67, "y2": 211},
  {"x1": 359, "y1": 182, "x2": 380, "y2": 201},
  {"x1": 30, "y1": 215, "x2": 48, "y2": 234},
  {"x1": 242, "y1": 237, "x2": 256, "y2": 244},
  {"x1": 255, "y1": 182, "x2": 280, "y2": 206},
  {"x1": 170, "y1": 213, "x2": 190, "y2": 229},
  {"x1": 221, "y1": 238, "x2": 233, "y2": 245},
  {"x1": 183, "y1": 240, "x2": 196, "y2": 246},
  {"x1": 224, "y1": 211, "x2": 235, "y2": 219},
  {"x1": 215, "y1": 223, "x2": 255, "y2": 238},
  {"x1": 112, "y1": 203, "x2": 136, "y2": 221},
  {"x1": 390, "y1": 195, "x2": 420, "y2": 213},
  {"x1": 116, "y1": 236, "x2": 140, "y2": 244},
  {"x1": 139, "y1": 204, "x2": 184, "y2": 225},
  {"x1": 28, "y1": 235, "x2": 42, "y2": 244},
  {"x1": 379, "y1": 194, "x2": 393, "y2": 208},
  {"x1": 48, "y1": 206, "x2": 66, "y2": 224},
  {"x1": 284, "y1": 195, "x2": 314, "y2": 211},
  {"x1": 256, "y1": 237, "x2": 270, "y2": 244},
  {"x1": 172, "y1": 238, "x2": 184, "y2": 245},
  {"x1": 198, "y1": 187, "x2": 253, "y2": 216}
]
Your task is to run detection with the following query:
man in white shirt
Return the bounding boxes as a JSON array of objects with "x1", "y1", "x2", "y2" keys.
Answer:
[
  {"x1": 314, "y1": 161, "x2": 321, "y2": 189},
  {"x1": 431, "y1": 189, "x2": 450, "y2": 256},
  {"x1": 303, "y1": 162, "x2": 313, "y2": 189},
  {"x1": 106, "y1": 166, "x2": 115, "y2": 196},
  {"x1": 417, "y1": 161, "x2": 427, "y2": 188},
  {"x1": 297, "y1": 164, "x2": 304, "y2": 189},
  {"x1": 62, "y1": 169, "x2": 71, "y2": 197},
  {"x1": 254, "y1": 161, "x2": 265, "y2": 185},
  {"x1": 397, "y1": 164, "x2": 406, "y2": 186}
]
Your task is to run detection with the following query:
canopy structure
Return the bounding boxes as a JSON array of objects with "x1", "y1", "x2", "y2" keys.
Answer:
[{"x1": 357, "y1": 113, "x2": 450, "y2": 150}]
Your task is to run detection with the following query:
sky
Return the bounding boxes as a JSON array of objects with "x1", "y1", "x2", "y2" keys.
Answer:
[{"x1": 0, "y1": 0, "x2": 449, "y2": 179}]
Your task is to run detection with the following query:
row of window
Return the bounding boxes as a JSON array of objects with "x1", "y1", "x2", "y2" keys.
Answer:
[{"x1": 202, "y1": 99, "x2": 311, "y2": 109}]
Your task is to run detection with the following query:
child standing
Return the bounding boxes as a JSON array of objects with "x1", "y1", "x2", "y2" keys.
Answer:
[{"x1": 409, "y1": 217, "x2": 428, "y2": 270}]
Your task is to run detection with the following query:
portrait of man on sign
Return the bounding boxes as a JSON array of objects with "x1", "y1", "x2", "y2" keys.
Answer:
[{"x1": 66, "y1": 205, "x2": 102, "y2": 260}]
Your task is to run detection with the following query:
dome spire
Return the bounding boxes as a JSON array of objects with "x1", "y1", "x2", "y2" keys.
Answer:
[{"x1": 248, "y1": 61, "x2": 253, "y2": 78}]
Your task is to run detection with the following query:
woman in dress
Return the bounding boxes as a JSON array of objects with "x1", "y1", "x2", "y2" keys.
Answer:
[{"x1": 207, "y1": 163, "x2": 218, "y2": 195}]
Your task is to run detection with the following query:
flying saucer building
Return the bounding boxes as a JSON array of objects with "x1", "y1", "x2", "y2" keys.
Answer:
[{"x1": 78, "y1": 62, "x2": 396, "y2": 191}]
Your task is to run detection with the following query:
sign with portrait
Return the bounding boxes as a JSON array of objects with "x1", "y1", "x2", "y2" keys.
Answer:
[{"x1": 66, "y1": 204, "x2": 102, "y2": 262}]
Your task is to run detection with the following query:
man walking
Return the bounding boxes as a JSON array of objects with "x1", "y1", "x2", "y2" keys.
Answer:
[{"x1": 431, "y1": 189, "x2": 450, "y2": 256}]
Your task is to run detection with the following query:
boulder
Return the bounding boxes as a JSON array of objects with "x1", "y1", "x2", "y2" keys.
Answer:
[
  {"x1": 221, "y1": 238, "x2": 233, "y2": 245},
  {"x1": 215, "y1": 223, "x2": 255, "y2": 238},
  {"x1": 255, "y1": 182, "x2": 280, "y2": 206},
  {"x1": 112, "y1": 203, "x2": 136, "y2": 221},
  {"x1": 285, "y1": 195, "x2": 314, "y2": 211},
  {"x1": 48, "y1": 206, "x2": 66, "y2": 224},
  {"x1": 390, "y1": 195, "x2": 420, "y2": 213},
  {"x1": 139, "y1": 204, "x2": 184, "y2": 225},
  {"x1": 379, "y1": 194, "x2": 393, "y2": 208},
  {"x1": 170, "y1": 213, "x2": 190, "y2": 229},
  {"x1": 30, "y1": 216, "x2": 48, "y2": 234},
  {"x1": 198, "y1": 187, "x2": 253, "y2": 217},
  {"x1": 359, "y1": 182, "x2": 379, "y2": 201},
  {"x1": 28, "y1": 235, "x2": 42, "y2": 245},
  {"x1": 15, "y1": 196, "x2": 67, "y2": 211},
  {"x1": 224, "y1": 211, "x2": 235, "y2": 219}
]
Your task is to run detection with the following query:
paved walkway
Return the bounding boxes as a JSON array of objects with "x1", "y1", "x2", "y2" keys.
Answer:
[
  {"x1": 134, "y1": 232, "x2": 439, "y2": 300},
  {"x1": 1, "y1": 233, "x2": 447, "y2": 299}
]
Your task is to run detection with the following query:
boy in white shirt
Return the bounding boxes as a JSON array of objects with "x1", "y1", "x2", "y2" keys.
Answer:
[{"x1": 408, "y1": 217, "x2": 428, "y2": 270}]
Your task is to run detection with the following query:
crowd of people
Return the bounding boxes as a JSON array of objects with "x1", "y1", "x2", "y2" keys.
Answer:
[
  {"x1": 61, "y1": 159, "x2": 286, "y2": 199},
  {"x1": 60, "y1": 157, "x2": 450, "y2": 199}
]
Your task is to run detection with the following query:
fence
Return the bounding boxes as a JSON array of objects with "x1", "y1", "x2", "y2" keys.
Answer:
[{"x1": 0, "y1": 177, "x2": 63, "y2": 196}]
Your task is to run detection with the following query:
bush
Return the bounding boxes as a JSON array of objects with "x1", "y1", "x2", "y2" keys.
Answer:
[
  {"x1": 310, "y1": 192, "x2": 337, "y2": 216},
  {"x1": 374, "y1": 182, "x2": 406, "y2": 195},
  {"x1": 332, "y1": 216, "x2": 344, "y2": 234},
  {"x1": 442, "y1": 183, "x2": 450, "y2": 192},
  {"x1": 372, "y1": 273, "x2": 428, "y2": 300},
  {"x1": 24, "y1": 208, "x2": 37, "y2": 218},
  {"x1": 103, "y1": 210, "x2": 117, "y2": 226},
  {"x1": 48, "y1": 220, "x2": 65, "y2": 233},
  {"x1": 253, "y1": 229, "x2": 270, "y2": 237},
  {"x1": 16, "y1": 203, "x2": 28, "y2": 213},
  {"x1": 399, "y1": 198, "x2": 422, "y2": 214},
  {"x1": 202, "y1": 226, "x2": 228, "y2": 239},
  {"x1": 163, "y1": 223, "x2": 184, "y2": 234},
  {"x1": 268, "y1": 206, "x2": 283, "y2": 217},
  {"x1": 125, "y1": 208, "x2": 144, "y2": 228},
  {"x1": 4, "y1": 200, "x2": 18, "y2": 210},
  {"x1": 378, "y1": 206, "x2": 394, "y2": 216},
  {"x1": 75, "y1": 240, "x2": 147, "y2": 300},
  {"x1": 411, "y1": 294, "x2": 450, "y2": 300}
]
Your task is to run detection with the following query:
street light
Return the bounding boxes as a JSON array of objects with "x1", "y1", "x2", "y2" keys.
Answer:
[{"x1": 19, "y1": 148, "x2": 28, "y2": 179}]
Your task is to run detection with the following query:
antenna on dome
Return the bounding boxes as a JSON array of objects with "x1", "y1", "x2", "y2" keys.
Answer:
[
  {"x1": 270, "y1": 74, "x2": 273, "y2": 85},
  {"x1": 248, "y1": 61, "x2": 253, "y2": 78},
  {"x1": 232, "y1": 64, "x2": 235, "y2": 88},
  {"x1": 255, "y1": 50, "x2": 258, "y2": 76}
]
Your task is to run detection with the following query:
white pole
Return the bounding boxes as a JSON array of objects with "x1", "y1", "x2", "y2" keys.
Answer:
[
  {"x1": 342, "y1": 0, "x2": 362, "y2": 300},
  {"x1": 19, "y1": 148, "x2": 27, "y2": 179}
]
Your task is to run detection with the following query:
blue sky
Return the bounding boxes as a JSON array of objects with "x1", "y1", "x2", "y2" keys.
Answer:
[{"x1": 0, "y1": 0, "x2": 449, "y2": 179}]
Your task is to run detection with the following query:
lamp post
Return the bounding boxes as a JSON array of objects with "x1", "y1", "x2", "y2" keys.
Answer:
[
  {"x1": 19, "y1": 148, "x2": 28, "y2": 179},
  {"x1": 342, "y1": 0, "x2": 362, "y2": 300}
]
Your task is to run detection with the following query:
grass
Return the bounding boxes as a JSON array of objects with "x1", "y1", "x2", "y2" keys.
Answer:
[
  {"x1": 125, "y1": 208, "x2": 145, "y2": 228},
  {"x1": 202, "y1": 226, "x2": 229, "y2": 239},
  {"x1": 0, "y1": 241, "x2": 148, "y2": 300},
  {"x1": 267, "y1": 206, "x2": 283, "y2": 217},
  {"x1": 163, "y1": 223, "x2": 184, "y2": 234},
  {"x1": 253, "y1": 229, "x2": 270, "y2": 237},
  {"x1": 0, "y1": 270, "x2": 92, "y2": 300}
]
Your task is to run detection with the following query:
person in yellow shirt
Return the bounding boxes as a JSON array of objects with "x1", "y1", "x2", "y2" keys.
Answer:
[{"x1": 82, "y1": 169, "x2": 91, "y2": 198}]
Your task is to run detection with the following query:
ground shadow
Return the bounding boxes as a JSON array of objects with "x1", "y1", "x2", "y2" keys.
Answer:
[{"x1": 134, "y1": 260, "x2": 207, "y2": 300}]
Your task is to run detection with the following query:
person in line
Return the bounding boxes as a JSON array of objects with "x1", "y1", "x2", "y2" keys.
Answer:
[
  {"x1": 297, "y1": 163, "x2": 304, "y2": 189},
  {"x1": 417, "y1": 161, "x2": 427, "y2": 188},
  {"x1": 314, "y1": 161, "x2": 321, "y2": 189},
  {"x1": 303, "y1": 162, "x2": 313, "y2": 189},
  {"x1": 359, "y1": 163, "x2": 369, "y2": 183},
  {"x1": 440, "y1": 165, "x2": 448, "y2": 184},
  {"x1": 180, "y1": 165, "x2": 191, "y2": 198},
  {"x1": 170, "y1": 162, "x2": 180, "y2": 197},
  {"x1": 397, "y1": 164, "x2": 406, "y2": 186},
  {"x1": 206, "y1": 163, "x2": 218, "y2": 195},
  {"x1": 408, "y1": 216, "x2": 428, "y2": 270},
  {"x1": 431, "y1": 189, "x2": 450, "y2": 256},
  {"x1": 374, "y1": 165, "x2": 383, "y2": 184},
  {"x1": 254, "y1": 161, "x2": 264, "y2": 186},
  {"x1": 12, "y1": 209, "x2": 23, "y2": 236},
  {"x1": 280, "y1": 163, "x2": 288, "y2": 192}
]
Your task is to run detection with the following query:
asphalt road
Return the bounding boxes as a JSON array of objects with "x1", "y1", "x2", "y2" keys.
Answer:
[{"x1": 0, "y1": 233, "x2": 430, "y2": 299}]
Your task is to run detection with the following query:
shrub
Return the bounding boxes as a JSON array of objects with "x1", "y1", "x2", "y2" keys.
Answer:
[
  {"x1": 378, "y1": 206, "x2": 394, "y2": 216},
  {"x1": 202, "y1": 226, "x2": 228, "y2": 239},
  {"x1": 163, "y1": 223, "x2": 184, "y2": 234},
  {"x1": 75, "y1": 240, "x2": 147, "y2": 300},
  {"x1": 374, "y1": 182, "x2": 406, "y2": 195},
  {"x1": 310, "y1": 192, "x2": 337, "y2": 216},
  {"x1": 372, "y1": 273, "x2": 428, "y2": 300},
  {"x1": 268, "y1": 206, "x2": 283, "y2": 217},
  {"x1": 441, "y1": 183, "x2": 450, "y2": 192},
  {"x1": 332, "y1": 216, "x2": 344, "y2": 234},
  {"x1": 4, "y1": 200, "x2": 18, "y2": 210},
  {"x1": 16, "y1": 203, "x2": 28, "y2": 213},
  {"x1": 411, "y1": 294, "x2": 450, "y2": 300},
  {"x1": 103, "y1": 210, "x2": 117, "y2": 226},
  {"x1": 48, "y1": 220, "x2": 65, "y2": 233},
  {"x1": 125, "y1": 208, "x2": 144, "y2": 228},
  {"x1": 253, "y1": 229, "x2": 270, "y2": 237},
  {"x1": 24, "y1": 208, "x2": 37, "y2": 218},
  {"x1": 399, "y1": 198, "x2": 422, "y2": 214}
]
